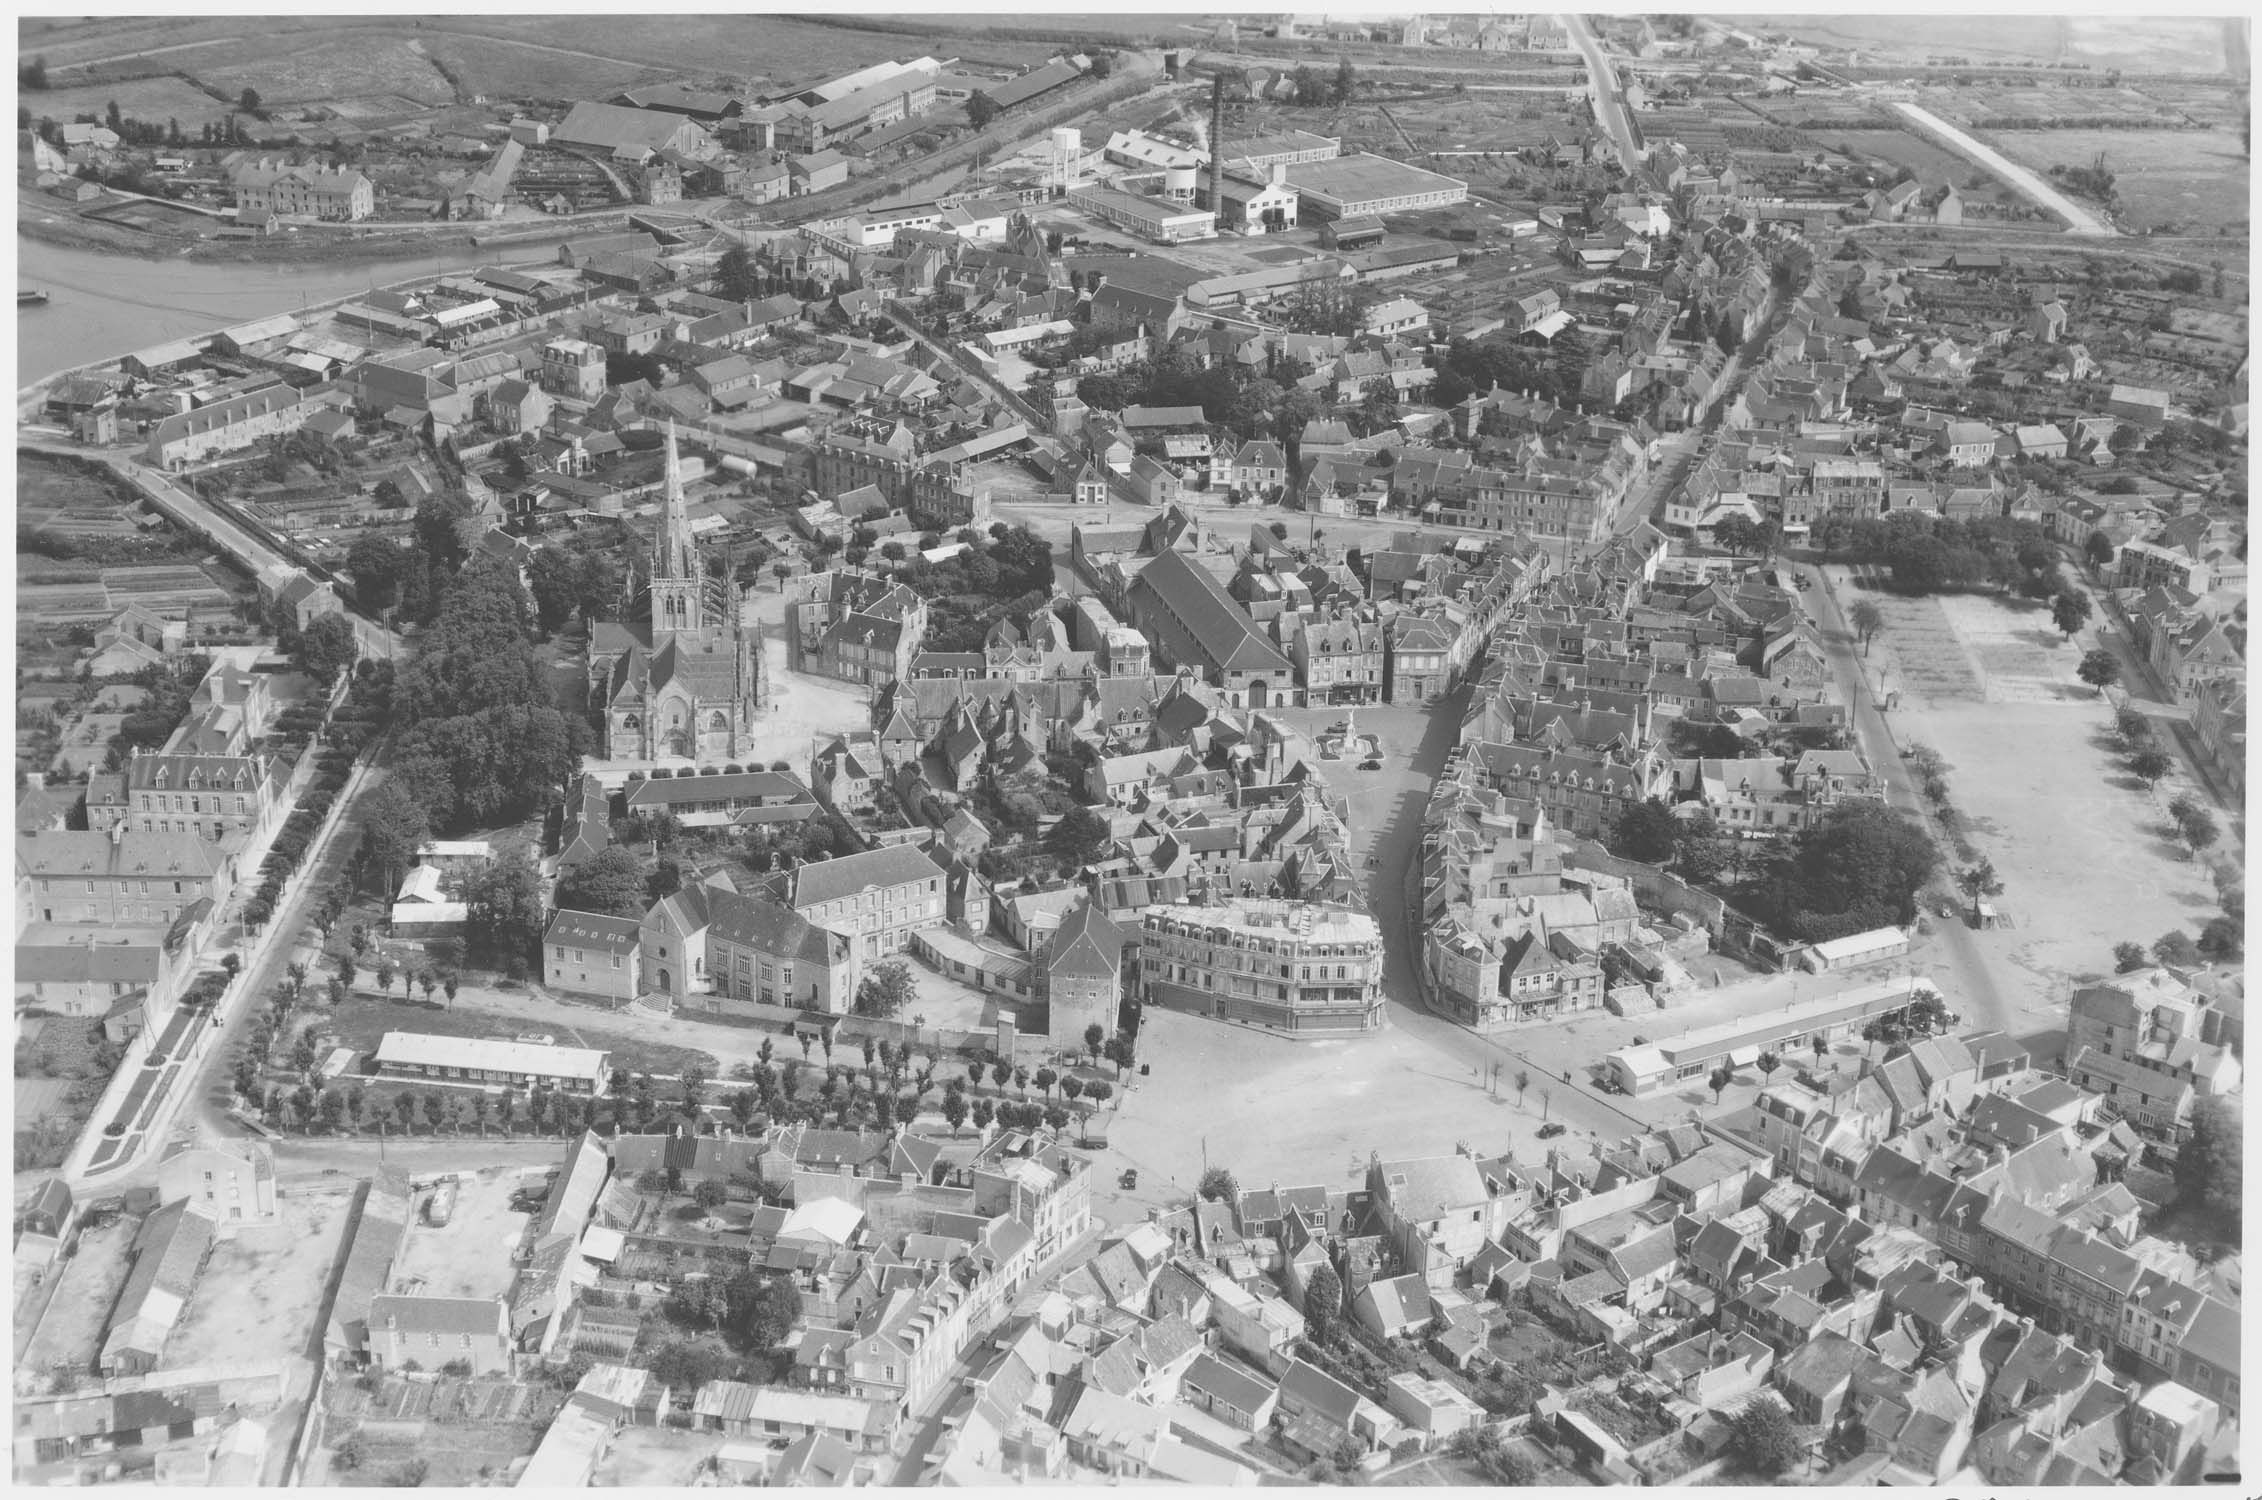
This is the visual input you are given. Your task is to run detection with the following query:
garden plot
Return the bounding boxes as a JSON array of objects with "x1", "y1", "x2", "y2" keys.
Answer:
[
  {"x1": 17, "y1": 1217, "x2": 136, "y2": 1391},
  {"x1": 1854, "y1": 585, "x2": 1985, "y2": 706}
]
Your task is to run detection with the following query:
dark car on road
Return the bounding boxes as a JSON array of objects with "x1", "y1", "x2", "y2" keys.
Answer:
[{"x1": 1537, "y1": 1123, "x2": 1567, "y2": 1140}]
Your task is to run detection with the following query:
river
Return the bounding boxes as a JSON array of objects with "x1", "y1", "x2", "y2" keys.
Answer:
[{"x1": 15, "y1": 232, "x2": 574, "y2": 388}]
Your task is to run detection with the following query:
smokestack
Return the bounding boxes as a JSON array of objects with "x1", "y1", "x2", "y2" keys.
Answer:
[{"x1": 1208, "y1": 73, "x2": 1226, "y2": 218}]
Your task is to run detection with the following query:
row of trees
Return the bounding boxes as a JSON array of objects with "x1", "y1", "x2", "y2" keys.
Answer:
[{"x1": 1809, "y1": 511, "x2": 2073, "y2": 598}]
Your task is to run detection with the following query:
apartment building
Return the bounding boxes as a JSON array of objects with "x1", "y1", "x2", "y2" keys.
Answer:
[
  {"x1": 765, "y1": 844, "x2": 947, "y2": 955},
  {"x1": 1140, "y1": 900, "x2": 1384, "y2": 1036}
]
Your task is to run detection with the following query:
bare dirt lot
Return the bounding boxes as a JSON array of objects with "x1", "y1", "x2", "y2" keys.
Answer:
[
  {"x1": 169, "y1": 1190, "x2": 353, "y2": 1371},
  {"x1": 596, "y1": 1426, "x2": 725, "y2": 1486},
  {"x1": 390, "y1": 1170, "x2": 536, "y2": 1303},
  {"x1": 18, "y1": 1216, "x2": 135, "y2": 1392},
  {"x1": 1890, "y1": 695, "x2": 2217, "y2": 1010}
]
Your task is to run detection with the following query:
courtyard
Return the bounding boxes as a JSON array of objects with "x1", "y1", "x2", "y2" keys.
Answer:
[
  {"x1": 168, "y1": 1190, "x2": 353, "y2": 1372},
  {"x1": 388, "y1": 1168, "x2": 540, "y2": 1303}
]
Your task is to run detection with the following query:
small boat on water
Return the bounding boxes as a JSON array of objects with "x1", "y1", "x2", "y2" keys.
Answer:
[{"x1": 19, "y1": 289, "x2": 50, "y2": 306}]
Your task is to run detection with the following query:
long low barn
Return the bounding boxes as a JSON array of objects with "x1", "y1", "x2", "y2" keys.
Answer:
[
  {"x1": 1606, "y1": 979, "x2": 1944, "y2": 1098},
  {"x1": 373, "y1": 1032, "x2": 611, "y2": 1094}
]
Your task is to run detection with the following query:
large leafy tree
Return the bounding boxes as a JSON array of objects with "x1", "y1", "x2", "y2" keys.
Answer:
[
  {"x1": 463, "y1": 848, "x2": 546, "y2": 973},
  {"x1": 2176, "y1": 1096, "x2": 2242, "y2": 1234},
  {"x1": 554, "y1": 846, "x2": 649, "y2": 918},
  {"x1": 2077, "y1": 649, "x2": 2120, "y2": 694},
  {"x1": 853, "y1": 959, "x2": 918, "y2": 1019},
  {"x1": 290, "y1": 612, "x2": 358, "y2": 685},
  {"x1": 724, "y1": 1268, "x2": 802, "y2": 1350},
  {"x1": 1729, "y1": 1397, "x2": 1800, "y2": 1477},
  {"x1": 346, "y1": 533, "x2": 410, "y2": 611},
  {"x1": 1757, "y1": 801, "x2": 1939, "y2": 939},
  {"x1": 1605, "y1": 797, "x2": 1681, "y2": 864},
  {"x1": 357, "y1": 780, "x2": 433, "y2": 895}
]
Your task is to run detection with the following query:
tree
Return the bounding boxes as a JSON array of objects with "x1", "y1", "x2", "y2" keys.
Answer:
[
  {"x1": 463, "y1": 849, "x2": 547, "y2": 974},
  {"x1": 347, "y1": 533, "x2": 409, "y2": 612},
  {"x1": 1032, "y1": 1066, "x2": 1058, "y2": 1098},
  {"x1": 1713, "y1": 514, "x2": 1762, "y2": 556},
  {"x1": 2050, "y1": 589, "x2": 2093, "y2": 641},
  {"x1": 1198, "y1": 1167, "x2": 1240, "y2": 1203},
  {"x1": 969, "y1": 1097, "x2": 995, "y2": 1131},
  {"x1": 1956, "y1": 858, "x2": 2003, "y2": 924},
  {"x1": 1089, "y1": 49, "x2": 1115, "y2": 78},
  {"x1": 715, "y1": 244, "x2": 759, "y2": 302},
  {"x1": 941, "y1": 1091, "x2": 968, "y2": 1133},
  {"x1": 2167, "y1": 794, "x2": 2219, "y2": 858},
  {"x1": 337, "y1": 952, "x2": 358, "y2": 991},
  {"x1": 2175, "y1": 1096, "x2": 2242, "y2": 1230},
  {"x1": 291, "y1": 613, "x2": 358, "y2": 684},
  {"x1": 965, "y1": 91, "x2": 1001, "y2": 131},
  {"x1": 2113, "y1": 941, "x2": 2150, "y2": 972},
  {"x1": 375, "y1": 957, "x2": 396, "y2": 998},
  {"x1": 1043, "y1": 1103, "x2": 1069, "y2": 1133},
  {"x1": 1332, "y1": 56, "x2": 1358, "y2": 103},
  {"x1": 2198, "y1": 914, "x2": 2242, "y2": 961},
  {"x1": 853, "y1": 959, "x2": 917, "y2": 1019},
  {"x1": 2153, "y1": 930, "x2": 2203, "y2": 968},
  {"x1": 1605, "y1": 797, "x2": 1681, "y2": 864},
  {"x1": 1084, "y1": 1080, "x2": 1112, "y2": 1105},
  {"x1": 1044, "y1": 806, "x2": 1112, "y2": 870},
  {"x1": 1756, "y1": 1050, "x2": 1781, "y2": 1086},
  {"x1": 1513, "y1": 1068, "x2": 1530, "y2": 1105},
  {"x1": 1085, "y1": 1023, "x2": 1106, "y2": 1063},
  {"x1": 1729, "y1": 1396, "x2": 1800, "y2": 1477},
  {"x1": 646, "y1": 1340, "x2": 730, "y2": 1392},
  {"x1": 1849, "y1": 599, "x2": 1885, "y2": 656},
  {"x1": 692, "y1": 1178, "x2": 728, "y2": 1212},
  {"x1": 1060, "y1": 1076, "x2": 1084, "y2": 1105},
  {"x1": 2129, "y1": 747, "x2": 2172, "y2": 788},
  {"x1": 1708, "y1": 1064, "x2": 1734, "y2": 1102},
  {"x1": 1304, "y1": 1260, "x2": 1344, "y2": 1344},
  {"x1": 2084, "y1": 531, "x2": 2117, "y2": 572},
  {"x1": 239, "y1": 88, "x2": 261, "y2": 115},
  {"x1": 553, "y1": 845, "x2": 648, "y2": 918},
  {"x1": 2077, "y1": 649, "x2": 2121, "y2": 695}
]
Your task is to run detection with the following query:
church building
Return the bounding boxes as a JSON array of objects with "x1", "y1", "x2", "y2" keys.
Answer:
[{"x1": 587, "y1": 426, "x2": 764, "y2": 761}]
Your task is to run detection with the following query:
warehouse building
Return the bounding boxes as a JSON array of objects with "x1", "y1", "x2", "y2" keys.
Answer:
[
  {"x1": 1286, "y1": 153, "x2": 1468, "y2": 220},
  {"x1": 1068, "y1": 183, "x2": 1216, "y2": 244}
]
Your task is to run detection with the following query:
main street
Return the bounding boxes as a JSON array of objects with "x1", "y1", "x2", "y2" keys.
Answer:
[
  {"x1": 1558, "y1": 13, "x2": 1643, "y2": 172},
  {"x1": 69, "y1": 751, "x2": 387, "y2": 1192}
]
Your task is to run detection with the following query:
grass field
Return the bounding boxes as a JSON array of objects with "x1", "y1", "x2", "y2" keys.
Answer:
[
  {"x1": 1987, "y1": 127, "x2": 2250, "y2": 233},
  {"x1": 1733, "y1": 14, "x2": 2233, "y2": 74},
  {"x1": 20, "y1": 75, "x2": 233, "y2": 130},
  {"x1": 1824, "y1": 128, "x2": 2015, "y2": 200},
  {"x1": 192, "y1": 33, "x2": 455, "y2": 110},
  {"x1": 19, "y1": 454, "x2": 137, "y2": 511}
]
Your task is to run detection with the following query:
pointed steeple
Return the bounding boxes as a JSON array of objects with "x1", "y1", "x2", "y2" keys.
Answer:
[{"x1": 658, "y1": 420, "x2": 695, "y2": 582}]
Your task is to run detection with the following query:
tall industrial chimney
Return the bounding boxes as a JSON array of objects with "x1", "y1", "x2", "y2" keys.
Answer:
[{"x1": 1208, "y1": 72, "x2": 1227, "y2": 215}]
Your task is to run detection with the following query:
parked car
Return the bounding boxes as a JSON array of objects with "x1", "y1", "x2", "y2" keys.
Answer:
[
  {"x1": 1537, "y1": 1123, "x2": 1567, "y2": 1140},
  {"x1": 1118, "y1": 1169, "x2": 1138, "y2": 1189}
]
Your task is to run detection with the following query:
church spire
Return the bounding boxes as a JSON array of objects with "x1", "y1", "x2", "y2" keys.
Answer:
[{"x1": 657, "y1": 420, "x2": 695, "y2": 582}]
